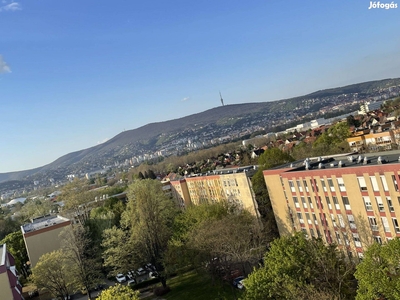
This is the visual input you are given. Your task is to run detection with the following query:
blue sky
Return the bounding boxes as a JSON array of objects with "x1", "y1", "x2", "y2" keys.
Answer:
[{"x1": 0, "y1": 0, "x2": 399, "y2": 173}]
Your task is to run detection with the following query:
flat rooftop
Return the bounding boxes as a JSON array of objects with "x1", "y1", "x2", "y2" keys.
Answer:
[
  {"x1": 21, "y1": 215, "x2": 70, "y2": 234},
  {"x1": 272, "y1": 150, "x2": 400, "y2": 173}
]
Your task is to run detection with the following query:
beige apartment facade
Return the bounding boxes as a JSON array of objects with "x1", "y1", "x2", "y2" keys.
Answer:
[
  {"x1": 170, "y1": 167, "x2": 260, "y2": 217},
  {"x1": 263, "y1": 152, "x2": 400, "y2": 258},
  {"x1": 21, "y1": 215, "x2": 71, "y2": 267}
]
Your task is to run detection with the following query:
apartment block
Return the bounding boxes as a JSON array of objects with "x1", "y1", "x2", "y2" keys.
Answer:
[
  {"x1": 170, "y1": 166, "x2": 260, "y2": 217},
  {"x1": 0, "y1": 243, "x2": 23, "y2": 300},
  {"x1": 263, "y1": 151, "x2": 400, "y2": 258},
  {"x1": 21, "y1": 215, "x2": 71, "y2": 268}
]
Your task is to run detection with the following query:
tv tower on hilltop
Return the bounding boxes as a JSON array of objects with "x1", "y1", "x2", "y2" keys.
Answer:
[{"x1": 219, "y1": 91, "x2": 225, "y2": 106}]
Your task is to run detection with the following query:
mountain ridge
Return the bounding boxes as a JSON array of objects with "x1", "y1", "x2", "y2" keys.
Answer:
[{"x1": 1, "y1": 77, "x2": 400, "y2": 187}]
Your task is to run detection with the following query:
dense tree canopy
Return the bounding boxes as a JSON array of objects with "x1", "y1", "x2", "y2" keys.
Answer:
[
  {"x1": 0, "y1": 231, "x2": 29, "y2": 276},
  {"x1": 97, "y1": 284, "x2": 140, "y2": 300},
  {"x1": 355, "y1": 238, "x2": 400, "y2": 300},
  {"x1": 243, "y1": 233, "x2": 356, "y2": 300},
  {"x1": 31, "y1": 250, "x2": 73, "y2": 299},
  {"x1": 102, "y1": 179, "x2": 177, "y2": 287}
]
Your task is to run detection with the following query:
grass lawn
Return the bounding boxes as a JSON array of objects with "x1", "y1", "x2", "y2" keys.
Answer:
[{"x1": 160, "y1": 270, "x2": 244, "y2": 300}]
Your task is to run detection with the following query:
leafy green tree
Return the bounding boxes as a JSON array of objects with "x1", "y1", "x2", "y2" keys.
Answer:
[
  {"x1": 313, "y1": 121, "x2": 351, "y2": 150},
  {"x1": 355, "y1": 239, "x2": 400, "y2": 300},
  {"x1": 187, "y1": 209, "x2": 266, "y2": 278},
  {"x1": 60, "y1": 178, "x2": 93, "y2": 225},
  {"x1": 31, "y1": 250, "x2": 73, "y2": 299},
  {"x1": 243, "y1": 233, "x2": 356, "y2": 300},
  {"x1": 0, "y1": 231, "x2": 29, "y2": 276},
  {"x1": 97, "y1": 284, "x2": 140, "y2": 300},
  {"x1": 257, "y1": 148, "x2": 294, "y2": 170},
  {"x1": 102, "y1": 226, "x2": 133, "y2": 275},
  {"x1": 103, "y1": 179, "x2": 177, "y2": 288},
  {"x1": 0, "y1": 217, "x2": 19, "y2": 240},
  {"x1": 60, "y1": 225, "x2": 102, "y2": 300}
]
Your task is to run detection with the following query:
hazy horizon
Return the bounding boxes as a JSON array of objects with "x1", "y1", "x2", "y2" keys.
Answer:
[{"x1": 1, "y1": 0, "x2": 399, "y2": 172}]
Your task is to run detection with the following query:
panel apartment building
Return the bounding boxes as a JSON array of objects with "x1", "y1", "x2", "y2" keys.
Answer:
[
  {"x1": 21, "y1": 215, "x2": 71, "y2": 268},
  {"x1": 0, "y1": 243, "x2": 23, "y2": 300},
  {"x1": 169, "y1": 166, "x2": 260, "y2": 218},
  {"x1": 263, "y1": 151, "x2": 400, "y2": 258}
]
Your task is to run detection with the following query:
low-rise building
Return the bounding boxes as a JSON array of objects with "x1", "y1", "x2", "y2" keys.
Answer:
[{"x1": 21, "y1": 215, "x2": 71, "y2": 268}]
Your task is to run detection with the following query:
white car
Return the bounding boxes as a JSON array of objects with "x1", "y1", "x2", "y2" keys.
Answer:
[
  {"x1": 136, "y1": 268, "x2": 146, "y2": 276},
  {"x1": 115, "y1": 273, "x2": 127, "y2": 283},
  {"x1": 237, "y1": 279, "x2": 245, "y2": 289}
]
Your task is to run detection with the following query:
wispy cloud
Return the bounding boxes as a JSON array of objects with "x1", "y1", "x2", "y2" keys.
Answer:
[
  {"x1": 181, "y1": 97, "x2": 190, "y2": 102},
  {"x1": 0, "y1": 1, "x2": 21, "y2": 12},
  {"x1": 0, "y1": 55, "x2": 11, "y2": 73},
  {"x1": 97, "y1": 138, "x2": 109, "y2": 145}
]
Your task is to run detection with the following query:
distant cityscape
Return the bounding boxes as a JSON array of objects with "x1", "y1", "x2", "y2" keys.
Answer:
[{"x1": 1, "y1": 81, "x2": 400, "y2": 201}]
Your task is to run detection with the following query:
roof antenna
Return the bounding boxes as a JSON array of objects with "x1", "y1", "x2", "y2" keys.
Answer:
[{"x1": 219, "y1": 91, "x2": 224, "y2": 106}]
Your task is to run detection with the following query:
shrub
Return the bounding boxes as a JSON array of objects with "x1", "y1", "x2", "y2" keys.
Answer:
[{"x1": 153, "y1": 286, "x2": 171, "y2": 296}]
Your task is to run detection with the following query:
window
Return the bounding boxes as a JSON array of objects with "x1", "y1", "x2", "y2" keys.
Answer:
[
  {"x1": 301, "y1": 196, "x2": 307, "y2": 208},
  {"x1": 347, "y1": 214, "x2": 357, "y2": 229},
  {"x1": 375, "y1": 196, "x2": 384, "y2": 212},
  {"x1": 343, "y1": 232, "x2": 350, "y2": 246},
  {"x1": 315, "y1": 196, "x2": 323, "y2": 209},
  {"x1": 342, "y1": 196, "x2": 351, "y2": 210},
  {"x1": 333, "y1": 196, "x2": 340, "y2": 210},
  {"x1": 297, "y1": 180, "x2": 303, "y2": 192},
  {"x1": 337, "y1": 177, "x2": 346, "y2": 192},
  {"x1": 301, "y1": 228, "x2": 308, "y2": 236},
  {"x1": 392, "y1": 175, "x2": 399, "y2": 192},
  {"x1": 392, "y1": 218, "x2": 400, "y2": 233},
  {"x1": 309, "y1": 228, "x2": 315, "y2": 238},
  {"x1": 331, "y1": 214, "x2": 337, "y2": 227},
  {"x1": 335, "y1": 231, "x2": 342, "y2": 244},
  {"x1": 387, "y1": 197, "x2": 394, "y2": 212},
  {"x1": 327, "y1": 178, "x2": 335, "y2": 192},
  {"x1": 369, "y1": 217, "x2": 378, "y2": 231},
  {"x1": 297, "y1": 212, "x2": 304, "y2": 224},
  {"x1": 326, "y1": 197, "x2": 332, "y2": 210},
  {"x1": 363, "y1": 196, "x2": 372, "y2": 211},
  {"x1": 381, "y1": 217, "x2": 390, "y2": 232},
  {"x1": 308, "y1": 197, "x2": 313, "y2": 209},
  {"x1": 312, "y1": 213, "x2": 318, "y2": 225},
  {"x1": 321, "y1": 179, "x2": 327, "y2": 192},
  {"x1": 306, "y1": 212, "x2": 311, "y2": 224},
  {"x1": 357, "y1": 177, "x2": 367, "y2": 191},
  {"x1": 370, "y1": 176, "x2": 379, "y2": 192},
  {"x1": 293, "y1": 196, "x2": 300, "y2": 208},
  {"x1": 380, "y1": 175, "x2": 389, "y2": 191},
  {"x1": 320, "y1": 213, "x2": 328, "y2": 226},
  {"x1": 303, "y1": 180, "x2": 309, "y2": 192},
  {"x1": 289, "y1": 180, "x2": 296, "y2": 192},
  {"x1": 353, "y1": 233, "x2": 362, "y2": 248},
  {"x1": 338, "y1": 214, "x2": 345, "y2": 228},
  {"x1": 374, "y1": 236, "x2": 382, "y2": 244}
]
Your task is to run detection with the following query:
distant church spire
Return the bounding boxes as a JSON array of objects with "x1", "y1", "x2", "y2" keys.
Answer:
[{"x1": 219, "y1": 91, "x2": 224, "y2": 106}]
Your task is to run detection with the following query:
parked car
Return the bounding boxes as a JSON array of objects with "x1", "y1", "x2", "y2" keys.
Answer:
[
  {"x1": 149, "y1": 271, "x2": 158, "y2": 279},
  {"x1": 232, "y1": 276, "x2": 244, "y2": 288},
  {"x1": 116, "y1": 273, "x2": 127, "y2": 283},
  {"x1": 127, "y1": 279, "x2": 136, "y2": 286},
  {"x1": 136, "y1": 267, "x2": 146, "y2": 276},
  {"x1": 237, "y1": 279, "x2": 245, "y2": 289}
]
